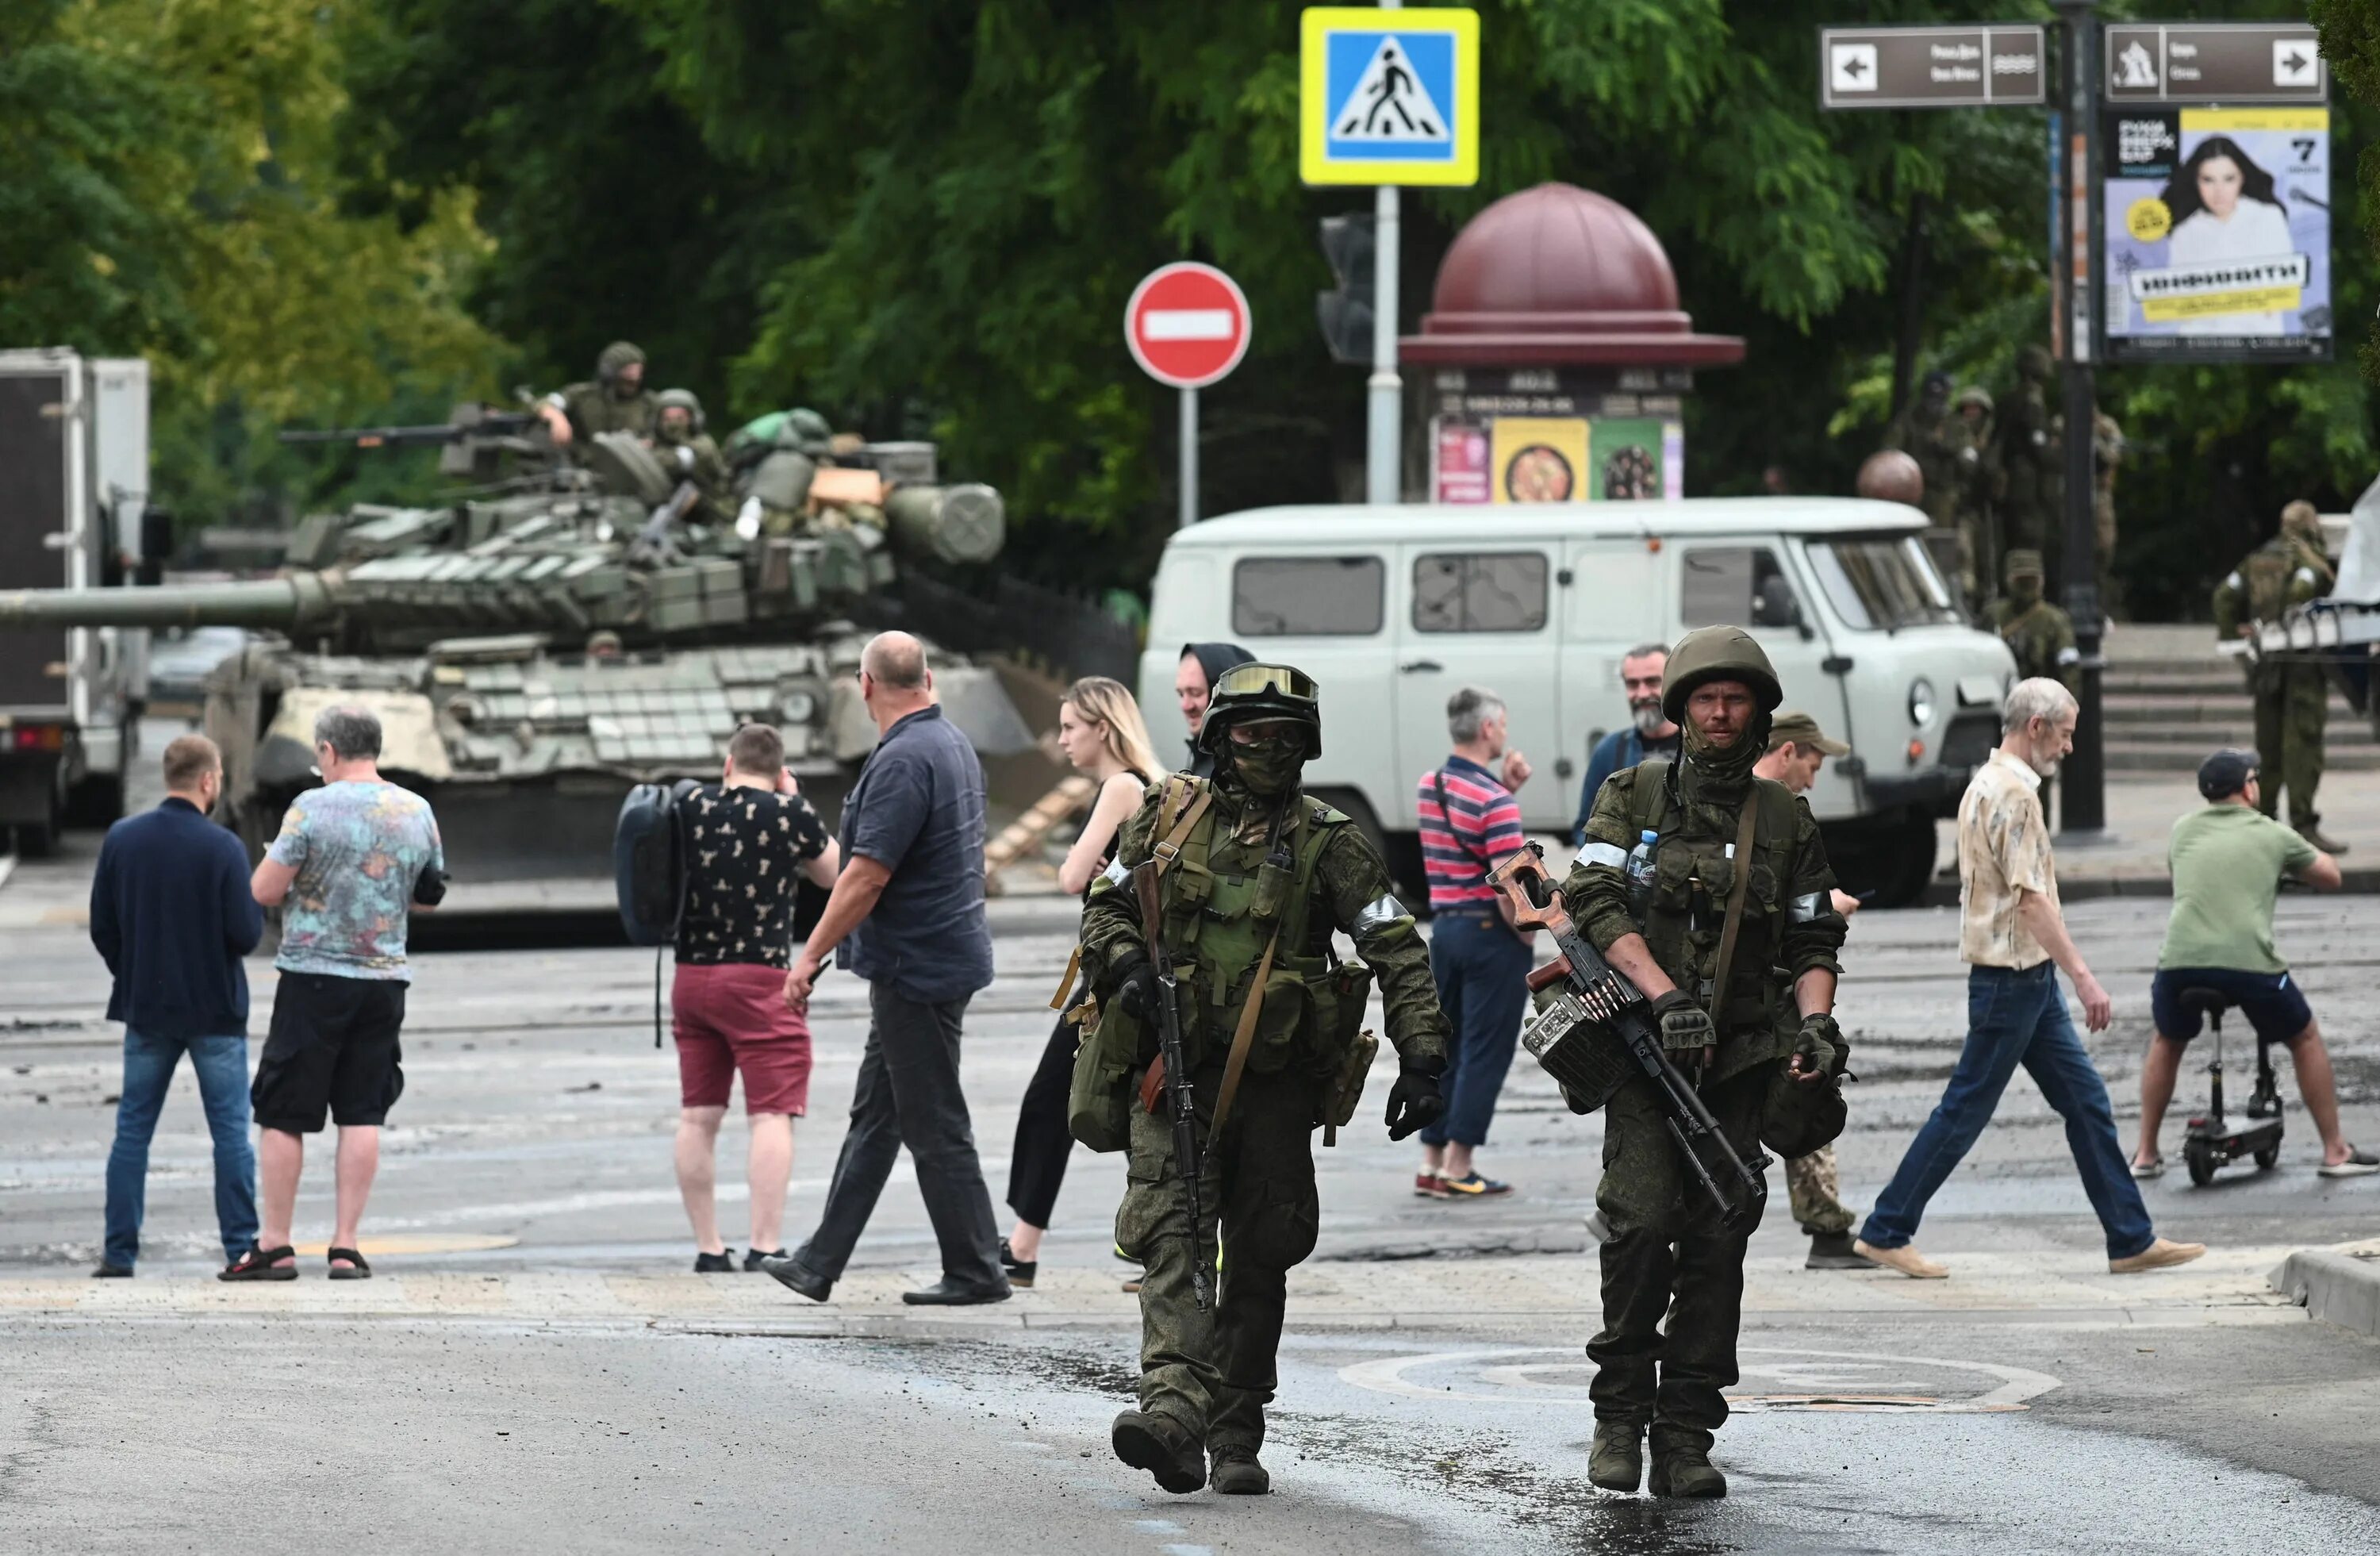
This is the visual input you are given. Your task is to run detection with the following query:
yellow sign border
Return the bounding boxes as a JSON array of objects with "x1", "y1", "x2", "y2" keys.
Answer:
[{"x1": 1299, "y1": 6, "x2": 1480, "y2": 187}]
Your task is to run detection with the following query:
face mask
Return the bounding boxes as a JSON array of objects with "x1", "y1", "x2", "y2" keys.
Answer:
[
  {"x1": 1228, "y1": 734, "x2": 1305, "y2": 797},
  {"x1": 2009, "y1": 577, "x2": 2041, "y2": 608}
]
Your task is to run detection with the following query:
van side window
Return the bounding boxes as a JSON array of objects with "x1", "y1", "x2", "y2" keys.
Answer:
[
  {"x1": 1681, "y1": 547, "x2": 1802, "y2": 631},
  {"x1": 1412, "y1": 552, "x2": 1549, "y2": 633},
  {"x1": 1232, "y1": 556, "x2": 1384, "y2": 636}
]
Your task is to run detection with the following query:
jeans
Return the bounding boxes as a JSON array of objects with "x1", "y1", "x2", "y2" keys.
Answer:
[
  {"x1": 104, "y1": 1030, "x2": 258, "y2": 1267},
  {"x1": 1860, "y1": 963, "x2": 2155, "y2": 1261},
  {"x1": 1418, "y1": 909, "x2": 1533, "y2": 1149},
  {"x1": 793, "y1": 984, "x2": 1004, "y2": 1288}
]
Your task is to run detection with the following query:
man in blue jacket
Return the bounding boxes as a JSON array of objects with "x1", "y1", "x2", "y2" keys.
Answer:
[
  {"x1": 90, "y1": 735, "x2": 265, "y2": 1277},
  {"x1": 1572, "y1": 643, "x2": 1681, "y2": 843}
]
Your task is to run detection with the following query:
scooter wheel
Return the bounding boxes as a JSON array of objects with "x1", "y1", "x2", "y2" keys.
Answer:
[
  {"x1": 2254, "y1": 1144, "x2": 2281, "y2": 1170},
  {"x1": 2185, "y1": 1145, "x2": 2218, "y2": 1187}
]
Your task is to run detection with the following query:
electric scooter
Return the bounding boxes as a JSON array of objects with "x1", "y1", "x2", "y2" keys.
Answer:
[{"x1": 2178, "y1": 987, "x2": 2285, "y2": 1187}]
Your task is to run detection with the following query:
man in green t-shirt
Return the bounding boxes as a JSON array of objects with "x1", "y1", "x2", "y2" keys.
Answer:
[{"x1": 2135, "y1": 749, "x2": 2376, "y2": 1178}]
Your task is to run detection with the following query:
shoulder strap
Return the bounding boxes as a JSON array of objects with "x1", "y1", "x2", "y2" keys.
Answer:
[
  {"x1": 1629, "y1": 759, "x2": 1676, "y2": 836},
  {"x1": 1706, "y1": 790, "x2": 1761, "y2": 1018},
  {"x1": 1151, "y1": 777, "x2": 1212, "y2": 878},
  {"x1": 1431, "y1": 769, "x2": 1493, "y2": 870},
  {"x1": 1211, "y1": 799, "x2": 1336, "y2": 1143}
]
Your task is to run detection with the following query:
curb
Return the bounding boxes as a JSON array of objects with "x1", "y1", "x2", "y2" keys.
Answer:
[{"x1": 2267, "y1": 1247, "x2": 2380, "y2": 1339}]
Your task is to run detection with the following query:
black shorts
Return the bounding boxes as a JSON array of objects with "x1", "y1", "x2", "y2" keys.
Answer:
[
  {"x1": 2149, "y1": 967, "x2": 2314, "y2": 1046},
  {"x1": 252, "y1": 972, "x2": 408, "y2": 1132}
]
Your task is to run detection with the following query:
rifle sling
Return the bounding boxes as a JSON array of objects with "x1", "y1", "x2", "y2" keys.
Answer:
[
  {"x1": 1206, "y1": 931, "x2": 1278, "y2": 1142},
  {"x1": 1706, "y1": 791, "x2": 1761, "y2": 1026}
]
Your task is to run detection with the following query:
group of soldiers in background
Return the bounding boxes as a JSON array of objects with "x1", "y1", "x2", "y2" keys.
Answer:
[{"x1": 536, "y1": 340, "x2": 735, "y2": 523}]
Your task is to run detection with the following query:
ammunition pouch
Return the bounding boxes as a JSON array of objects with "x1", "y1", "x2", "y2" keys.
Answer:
[
  {"x1": 1311, "y1": 959, "x2": 1377, "y2": 1141},
  {"x1": 1065, "y1": 993, "x2": 1135, "y2": 1153}
]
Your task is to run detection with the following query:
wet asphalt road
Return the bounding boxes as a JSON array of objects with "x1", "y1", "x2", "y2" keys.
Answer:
[{"x1": 4, "y1": 823, "x2": 2380, "y2": 1549}]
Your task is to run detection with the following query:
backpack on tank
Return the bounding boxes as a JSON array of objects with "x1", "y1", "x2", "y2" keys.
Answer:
[{"x1": 614, "y1": 779, "x2": 701, "y2": 1047}]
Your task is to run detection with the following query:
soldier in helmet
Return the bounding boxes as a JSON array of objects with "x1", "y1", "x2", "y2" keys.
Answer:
[
  {"x1": 1997, "y1": 346, "x2": 2060, "y2": 561},
  {"x1": 1953, "y1": 386, "x2": 1999, "y2": 604},
  {"x1": 536, "y1": 340, "x2": 659, "y2": 448},
  {"x1": 652, "y1": 388, "x2": 733, "y2": 524},
  {"x1": 2215, "y1": 501, "x2": 2344, "y2": 853},
  {"x1": 1077, "y1": 663, "x2": 1450, "y2": 1496},
  {"x1": 1987, "y1": 551, "x2": 2079, "y2": 694},
  {"x1": 1565, "y1": 626, "x2": 1849, "y2": 1499}
]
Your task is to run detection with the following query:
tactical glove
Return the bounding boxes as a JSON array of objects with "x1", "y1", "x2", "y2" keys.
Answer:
[
  {"x1": 1648, "y1": 989, "x2": 1715, "y2": 1052},
  {"x1": 1105, "y1": 948, "x2": 1157, "y2": 1021},
  {"x1": 1384, "y1": 1056, "x2": 1446, "y2": 1141},
  {"x1": 1792, "y1": 1012, "x2": 1848, "y2": 1082}
]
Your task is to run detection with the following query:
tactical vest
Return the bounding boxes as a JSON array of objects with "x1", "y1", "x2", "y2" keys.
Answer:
[
  {"x1": 2243, "y1": 544, "x2": 2296, "y2": 620},
  {"x1": 1150, "y1": 775, "x2": 1351, "y2": 1075},
  {"x1": 1624, "y1": 759, "x2": 1805, "y2": 1039}
]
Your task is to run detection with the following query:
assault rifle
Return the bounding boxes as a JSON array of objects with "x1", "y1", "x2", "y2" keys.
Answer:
[
  {"x1": 1487, "y1": 842, "x2": 1770, "y2": 1228},
  {"x1": 1134, "y1": 861, "x2": 1211, "y2": 1310}
]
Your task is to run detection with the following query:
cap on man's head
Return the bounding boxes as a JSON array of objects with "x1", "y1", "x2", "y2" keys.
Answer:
[
  {"x1": 1768, "y1": 711, "x2": 1849, "y2": 757},
  {"x1": 2005, "y1": 548, "x2": 2044, "y2": 581},
  {"x1": 2198, "y1": 747, "x2": 2259, "y2": 801}
]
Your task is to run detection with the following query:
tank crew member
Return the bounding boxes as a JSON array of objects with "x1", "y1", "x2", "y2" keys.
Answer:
[
  {"x1": 536, "y1": 340, "x2": 658, "y2": 448},
  {"x1": 653, "y1": 388, "x2": 734, "y2": 524},
  {"x1": 2214, "y1": 501, "x2": 2343, "y2": 854},
  {"x1": 1564, "y1": 628, "x2": 1849, "y2": 1498},
  {"x1": 1078, "y1": 663, "x2": 1449, "y2": 1496},
  {"x1": 1987, "y1": 551, "x2": 2079, "y2": 693}
]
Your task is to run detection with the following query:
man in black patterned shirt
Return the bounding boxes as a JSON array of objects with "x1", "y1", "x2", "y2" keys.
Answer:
[{"x1": 672, "y1": 724, "x2": 837, "y2": 1271}]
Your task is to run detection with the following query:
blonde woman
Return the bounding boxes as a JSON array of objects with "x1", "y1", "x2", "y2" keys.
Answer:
[{"x1": 1000, "y1": 678, "x2": 1165, "y2": 1287}]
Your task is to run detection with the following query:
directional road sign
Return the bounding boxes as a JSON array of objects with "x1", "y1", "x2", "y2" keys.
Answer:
[
  {"x1": 1300, "y1": 7, "x2": 1480, "y2": 186},
  {"x1": 1818, "y1": 25, "x2": 2046, "y2": 110},
  {"x1": 2105, "y1": 22, "x2": 2327, "y2": 106},
  {"x1": 1126, "y1": 263, "x2": 1250, "y2": 392}
]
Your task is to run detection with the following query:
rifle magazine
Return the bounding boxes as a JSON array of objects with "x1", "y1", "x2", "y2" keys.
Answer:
[{"x1": 1522, "y1": 993, "x2": 1635, "y2": 1112}]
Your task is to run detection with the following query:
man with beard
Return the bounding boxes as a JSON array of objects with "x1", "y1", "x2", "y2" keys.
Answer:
[
  {"x1": 1079, "y1": 663, "x2": 1449, "y2": 1496},
  {"x1": 536, "y1": 340, "x2": 659, "y2": 448},
  {"x1": 1574, "y1": 642, "x2": 1680, "y2": 845},
  {"x1": 1173, "y1": 642, "x2": 1254, "y2": 780},
  {"x1": 1856, "y1": 678, "x2": 2206, "y2": 1281},
  {"x1": 1567, "y1": 628, "x2": 1848, "y2": 1498}
]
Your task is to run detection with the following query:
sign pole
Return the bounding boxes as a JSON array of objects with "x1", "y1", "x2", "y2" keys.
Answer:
[
  {"x1": 1368, "y1": 182, "x2": 1401, "y2": 505},
  {"x1": 1179, "y1": 386, "x2": 1199, "y2": 530},
  {"x1": 2056, "y1": 0, "x2": 2106, "y2": 835}
]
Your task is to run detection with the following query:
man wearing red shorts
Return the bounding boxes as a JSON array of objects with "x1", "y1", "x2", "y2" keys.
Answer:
[{"x1": 673, "y1": 724, "x2": 837, "y2": 1270}]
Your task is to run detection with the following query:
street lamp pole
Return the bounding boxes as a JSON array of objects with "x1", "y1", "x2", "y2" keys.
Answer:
[{"x1": 2055, "y1": 0, "x2": 2106, "y2": 835}]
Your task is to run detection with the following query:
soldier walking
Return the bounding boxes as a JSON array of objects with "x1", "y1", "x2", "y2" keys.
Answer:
[
  {"x1": 2215, "y1": 501, "x2": 2344, "y2": 854},
  {"x1": 1566, "y1": 628, "x2": 1849, "y2": 1498},
  {"x1": 1077, "y1": 663, "x2": 1449, "y2": 1496},
  {"x1": 1988, "y1": 550, "x2": 2079, "y2": 693}
]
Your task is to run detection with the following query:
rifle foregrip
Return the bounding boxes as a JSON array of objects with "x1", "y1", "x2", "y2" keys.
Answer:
[{"x1": 1526, "y1": 958, "x2": 1572, "y2": 993}]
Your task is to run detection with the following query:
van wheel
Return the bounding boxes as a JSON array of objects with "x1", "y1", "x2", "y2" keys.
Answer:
[{"x1": 1825, "y1": 815, "x2": 1937, "y2": 909}]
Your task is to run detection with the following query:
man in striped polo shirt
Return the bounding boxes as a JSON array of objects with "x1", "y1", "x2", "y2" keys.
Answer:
[{"x1": 1415, "y1": 686, "x2": 1534, "y2": 1198}]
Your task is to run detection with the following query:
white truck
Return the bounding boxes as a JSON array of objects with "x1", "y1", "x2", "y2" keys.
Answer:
[
  {"x1": 0, "y1": 350, "x2": 145, "y2": 854},
  {"x1": 1138, "y1": 498, "x2": 2018, "y2": 906}
]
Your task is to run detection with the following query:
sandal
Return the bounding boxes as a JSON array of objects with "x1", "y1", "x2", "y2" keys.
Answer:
[
  {"x1": 2129, "y1": 1155, "x2": 2165, "y2": 1179},
  {"x1": 221, "y1": 1246, "x2": 298, "y2": 1282},
  {"x1": 327, "y1": 1247, "x2": 372, "y2": 1281}
]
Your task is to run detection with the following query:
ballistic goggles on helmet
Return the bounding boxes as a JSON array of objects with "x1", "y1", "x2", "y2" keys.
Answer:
[{"x1": 1211, "y1": 663, "x2": 1317, "y2": 703}]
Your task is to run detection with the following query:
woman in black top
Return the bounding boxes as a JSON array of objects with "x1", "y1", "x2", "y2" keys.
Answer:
[{"x1": 1000, "y1": 678, "x2": 1164, "y2": 1287}]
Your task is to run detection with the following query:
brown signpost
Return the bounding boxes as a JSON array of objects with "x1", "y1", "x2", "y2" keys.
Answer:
[
  {"x1": 2105, "y1": 21, "x2": 2326, "y2": 106},
  {"x1": 1818, "y1": 25, "x2": 2046, "y2": 110}
]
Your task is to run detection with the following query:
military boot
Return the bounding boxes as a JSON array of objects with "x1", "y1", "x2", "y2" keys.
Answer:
[
  {"x1": 1805, "y1": 1230, "x2": 1867, "y2": 1270},
  {"x1": 1208, "y1": 1445, "x2": 1271, "y2": 1495},
  {"x1": 1587, "y1": 1420, "x2": 1644, "y2": 1492},
  {"x1": 1647, "y1": 1432, "x2": 1727, "y2": 1500},
  {"x1": 1111, "y1": 1409, "x2": 1205, "y2": 1495},
  {"x1": 2297, "y1": 821, "x2": 2349, "y2": 856}
]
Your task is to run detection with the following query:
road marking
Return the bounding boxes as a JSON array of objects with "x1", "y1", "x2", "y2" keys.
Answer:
[{"x1": 1338, "y1": 1344, "x2": 2062, "y2": 1412}]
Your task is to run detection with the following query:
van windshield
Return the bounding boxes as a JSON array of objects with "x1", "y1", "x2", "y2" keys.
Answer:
[{"x1": 1804, "y1": 535, "x2": 1964, "y2": 630}]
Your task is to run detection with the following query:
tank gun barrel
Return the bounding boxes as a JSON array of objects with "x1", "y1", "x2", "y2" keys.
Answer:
[
  {"x1": 0, "y1": 576, "x2": 333, "y2": 632},
  {"x1": 278, "y1": 407, "x2": 543, "y2": 449}
]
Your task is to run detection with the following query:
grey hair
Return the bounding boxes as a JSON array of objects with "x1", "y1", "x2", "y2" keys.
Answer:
[
  {"x1": 313, "y1": 705, "x2": 383, "y2": 762},
  {"x1": 1622, "y1": 641, "x2": 1668, "y2": 664},
  {"x1": 1446, "y1": 686, "x2": 1505, "y2": 744},
  {"x1": 2001, "y1": 677, "x2": 2077, "y2": 736}
]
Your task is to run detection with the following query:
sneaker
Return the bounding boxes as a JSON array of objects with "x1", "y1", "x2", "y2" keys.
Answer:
[
  {"x1": 1853, "y1": 1239, "x2": 1948, "y2": 1279},
  {"x1": 2318, "y1": 1147, "x2": 2380, "y2": 1178},
  {"x1": 1413, "y1": 1172, "x2": 1451, "y2": 1200},
  {"x1": 1438, "y1": 1172, "x2": 1511, "y2": 1198},
  {"x1": 2109, "y1": 1236, "x2": 2207, "y2": 1274},
  {"x1": 694, "y1": 1250, "x2": 737, "y2": 1274}
]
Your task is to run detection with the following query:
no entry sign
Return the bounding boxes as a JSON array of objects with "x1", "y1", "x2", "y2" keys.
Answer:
[{"x1": 1125, "y1": 263, "x2": 1251, "y2": 390}]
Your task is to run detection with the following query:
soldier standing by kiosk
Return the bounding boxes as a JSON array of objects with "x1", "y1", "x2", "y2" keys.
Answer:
[
  {"x1": 2216, "y1": 501, "x2": 2344, "y2": 854},
  {"x1": 1565, "y1": 628, "x2": 1849, "y2": 1498},
  {"x1": 1077, "y1": 663, "x2": 1449, "y2": 1496}
]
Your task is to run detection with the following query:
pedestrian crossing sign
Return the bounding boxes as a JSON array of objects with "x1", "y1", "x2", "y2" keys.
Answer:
[{"x1": 1300, "y1": 7, "x2": 1480, "y2": 186}]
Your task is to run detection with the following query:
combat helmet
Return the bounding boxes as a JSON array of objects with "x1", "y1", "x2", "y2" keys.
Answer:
[
  {"x1": 1197, "y1": 662, "x2": 1322, "y2": 758},
  {"x1": 597, "y1": 340, "x2": 647, "y2": 382},
  {"x1": 1956, "y1": 386, "x2": 1994, "y2": 416},
  {"x1": 655, "y1": 386, "x2": 705, "y2": 433},
  {"x1": 1661, "y1": 626, "x2": 1783, "y2": 725}
]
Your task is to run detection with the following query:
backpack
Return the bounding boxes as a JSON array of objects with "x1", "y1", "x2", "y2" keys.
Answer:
[{"x1": 614, "y1": 779, "x2": 701, "y2": 1048}]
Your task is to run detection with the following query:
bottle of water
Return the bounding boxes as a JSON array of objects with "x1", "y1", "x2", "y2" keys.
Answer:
[{"x1": 1625, "y1": 829, "x2": 1659, "y2": 914}]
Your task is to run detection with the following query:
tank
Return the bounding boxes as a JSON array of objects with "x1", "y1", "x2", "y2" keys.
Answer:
[{"x1": 0, "y1": 410, "x2": 1033, "y2": 882}]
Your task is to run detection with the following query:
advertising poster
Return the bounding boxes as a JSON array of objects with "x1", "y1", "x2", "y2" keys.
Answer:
[
  {"x1": 2103, "y1": 107, "x2": 2331, "y2": 363},
  {"x1": 1432, "y1": 417, "x2": 1491, "y2": 503},
  {"x1": 1587, "y1": 416, "x2": 1669, "y2": 501},
  {"x1": 1489, "y1": 416, "x2": 1589, "y2": 503}
]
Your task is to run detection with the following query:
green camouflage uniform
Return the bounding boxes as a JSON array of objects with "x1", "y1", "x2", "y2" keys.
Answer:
[
  {"x1": 1996, "y1": 348, "x2": 2059, "y2": 559},
  {"x1": 1891, "y1": 376, "x2": 1985, "y2": 605},
  {"x1": 1987, "y1": 552, "x2": 2079, "y2": 693},
  {"x1": 1565, "y1": 733, "x2": 1845, "y2": 1454},
  {"x1": 653, "y1": 390, "x2": 734, "y2": 526},
  {"x1": 1079, "y1": 776, "x2": 1447, "y2": 1458},
  {"x1": 2215, "y1": 528, "x2": 2336, "y2": 830},
  {"x1": 1953, "y1": 388, "x2": 1998, "y2": 606},
  {"x1": 547, "y1": 341, "x2": 658, "y2": 444}
]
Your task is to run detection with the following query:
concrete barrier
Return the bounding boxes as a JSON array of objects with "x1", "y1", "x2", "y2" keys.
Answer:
[{"x1": 2268, "y1": 1245, "x2": 2380, "y2": 1339}]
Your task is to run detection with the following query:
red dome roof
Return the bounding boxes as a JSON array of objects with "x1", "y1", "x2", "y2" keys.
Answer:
[{"x1": 1403, "y1": 182, "x2": 1743, "y2": 367}]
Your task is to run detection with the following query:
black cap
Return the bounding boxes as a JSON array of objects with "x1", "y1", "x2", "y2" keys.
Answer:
[{"x1": 2198, "y1": 747, "x2": 2259, "y2": 801}]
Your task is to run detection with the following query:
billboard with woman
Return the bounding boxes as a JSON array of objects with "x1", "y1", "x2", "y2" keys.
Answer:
[{"x1": 2103, "y1": 107, "x2": 2330, "y2": 363}]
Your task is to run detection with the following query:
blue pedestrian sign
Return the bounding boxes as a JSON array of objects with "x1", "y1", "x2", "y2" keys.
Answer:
[{"x1": 1300, "y1": 7, "x2": 1480, "y2": 186}]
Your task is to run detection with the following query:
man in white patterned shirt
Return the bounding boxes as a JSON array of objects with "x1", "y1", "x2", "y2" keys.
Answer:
[{"x1": 1855, "y1": 678, "x2": 2205, "y2": 1279}]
